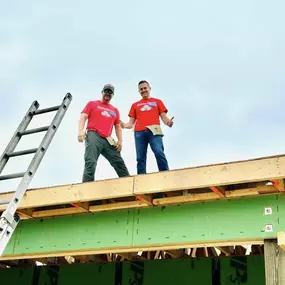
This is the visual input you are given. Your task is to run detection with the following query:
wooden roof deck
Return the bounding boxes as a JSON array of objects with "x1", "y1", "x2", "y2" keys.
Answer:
[{"x1": 0, "y1": 153, "x2": 284, "y2": 220}]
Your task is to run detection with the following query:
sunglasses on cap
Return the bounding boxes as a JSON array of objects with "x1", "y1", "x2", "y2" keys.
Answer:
[{"x1": 103, "y1": 89, "x2": 113, "y2": 95}]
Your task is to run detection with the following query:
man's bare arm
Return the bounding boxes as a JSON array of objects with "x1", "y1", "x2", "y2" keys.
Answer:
[
  {"x1": 115, "y1": 123, "x2": 122, "y2": 143},
  {"x1": 114, "y1": 123, "x2": 123, "y2": 152},
  {"x1": 121, "y1": 117, "x2": 136, "y2": 129},
  {"x1": 78, "y1": 113, "x2": 88, "y2": 142}
]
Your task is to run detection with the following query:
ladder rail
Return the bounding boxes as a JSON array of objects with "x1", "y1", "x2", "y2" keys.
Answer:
[
  {"x1": 0, "y1": 93, "x2": 72, "y2": 256},
  {"x1": 4, "y1": 93, "x2": 72, "y2": 217},
  {"x1": 0, "y1": 101, "x2": 40, "y2": 175}
]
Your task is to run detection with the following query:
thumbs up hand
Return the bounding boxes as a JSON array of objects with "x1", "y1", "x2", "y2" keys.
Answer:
[{"x1": 167, "y1": 117, "x2": 174, "y2": 127}]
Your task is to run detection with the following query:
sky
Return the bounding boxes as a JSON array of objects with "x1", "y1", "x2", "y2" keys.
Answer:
[{"x1": 0, "y1": 0, "x2": 284, "y2": 193}]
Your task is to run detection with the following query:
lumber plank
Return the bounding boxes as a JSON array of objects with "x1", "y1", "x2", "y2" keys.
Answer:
[
  {"x1": 32, "y1": 207, "x2": 86, "y2": 218},
  {"x1": 0, "y1": 177, "x2": 134, "y2": 211},
  {"x1": 23, "y1": 201, "x2": 150, "y2": 219},
  {"x1": 153, "y1": 192, "x2": 220, "y2": 206},
  {"x1": 153, "y1": 185, "x2": 277, "y2": 207},
  {"x1": 277, "y1": 232, "x2": 285, "y2": 251},
  {"x1": 89, "y1": 200, "x2": 149, "y2": 212},
  {"x1": 133, "y1": 154, "x2": 285, "y2": 195},
  {"x1": 264, "y1": 239, "x2": 285, "y2": 284}
]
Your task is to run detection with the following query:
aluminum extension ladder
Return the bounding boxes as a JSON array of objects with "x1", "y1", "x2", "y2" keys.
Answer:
[{"x1": 0, "y1": 93, "x2": 72, "y2": 256}]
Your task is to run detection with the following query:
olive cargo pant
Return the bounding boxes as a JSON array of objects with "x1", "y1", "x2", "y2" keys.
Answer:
[{"x1": 82, "y1": 131, "x2": 130, "y2": 182}]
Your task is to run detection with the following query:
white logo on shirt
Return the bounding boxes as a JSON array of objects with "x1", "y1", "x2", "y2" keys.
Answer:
[
  {"x1": 101, "y1": 110, "x2": 111, "y2": 117},
  {"x1": 140, "y1": 104, "x2": 152, "y2": 111}
]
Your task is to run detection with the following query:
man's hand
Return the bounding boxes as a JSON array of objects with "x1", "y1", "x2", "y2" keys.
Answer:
[
  {"x1": 120, "y1": 121, "x2": 125, "y2": 129},
  {"x1": 115, "y1": 140, "x2": 122, "y2": 152},
  {"x1": 78, "y1": 131, "x2": 86, "y2": 142},
  {"x1": 167, "y1": 117, "x2": 174, "y2": 128}
]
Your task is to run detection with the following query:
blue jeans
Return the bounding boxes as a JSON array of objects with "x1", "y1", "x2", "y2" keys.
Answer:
[{"x1": 134, "y1": 129, "x2": 169, "y2": 174}]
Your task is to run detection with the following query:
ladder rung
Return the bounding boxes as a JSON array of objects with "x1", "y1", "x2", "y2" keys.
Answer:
[
  {"x1": 0, "y1": 172, "x2": 25, "y2": 181},
  {"x1": 6, "y1": 148, "x2": 38, "y2": 158},
  {"x1": 34, "y1": 105, "x2": 60, "y2": 115},
  {"x1": 19, "y1": 126, "x2": 49, "y2": 136}
]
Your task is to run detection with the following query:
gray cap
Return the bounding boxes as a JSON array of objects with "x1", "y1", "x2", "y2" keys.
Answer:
[{"x1": 102, "y1": 84, "x2": 114, "y2": 93}]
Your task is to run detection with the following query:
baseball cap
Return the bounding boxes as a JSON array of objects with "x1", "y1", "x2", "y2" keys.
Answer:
[{"x1": 102, "y1": 84, "x2": 114, "y2": 93}]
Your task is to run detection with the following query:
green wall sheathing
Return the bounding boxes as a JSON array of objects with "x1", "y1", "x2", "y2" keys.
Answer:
[
  {"x1": 220, "y1": 256, "x2": 265, "y2": 285},
  {"x1": 122, "y1": 258, "x2": 211, "y2": 284},
  {"x1": 6, "y1": 208, "x2": 133, "y2": 255},
  {"x1": 0, "y1": 256, "x2": 265, "y2": 285},
  {"x1": 0, "y1": 267, "x2": 34, "y2": 285},
  {"x1": 0, "y1": 263, "x2": 115, "y2": 285},
  {"x1": 5, "y1": 194, "x2": 285, "y2": 256},
  {"x1": 132, "y1": 194, "x2": 282, "y2": 246},
  {"x1": 58, "y1": 263, "x2": 115, "y2": 285}
]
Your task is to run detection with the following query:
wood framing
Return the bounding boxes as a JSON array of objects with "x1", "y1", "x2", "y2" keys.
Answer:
[
  {"x1": 0, "y1": 176, "x2": 134, "y2": 211},
  {"x1": 133, "y1": 154, "x2": 285, "y2": 195},
  {"x1": 277, "y1": 232, "x2": 285, "y2": 251},
  {"x1": 264, "y1": 239, "x2": 285, "y2": 284},
  {"x1": 0, "y1": 154, "x2": 284, "y2": 220}
]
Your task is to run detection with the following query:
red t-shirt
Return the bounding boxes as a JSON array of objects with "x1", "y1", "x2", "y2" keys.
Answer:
[
  {"x1": 128, "y1": 97, "x2": 168, "y2": 132},
  {"x1": 81, "y1": 100, "x2": 120, "y2": 137}
]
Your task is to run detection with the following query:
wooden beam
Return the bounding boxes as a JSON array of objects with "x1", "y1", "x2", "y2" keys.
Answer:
[
  {"x1": 0, "y1": 177, "x2": 134, "y2": 211},
  {"x1": 153, "y1": 192, "x2": 219, "y2": 206},
  {"x1": 32, "y1": 201, "x2": 149, "y2": 218},
  {"x1": 264, "y1": 239, "x2": 285, "y2": 284},
  {"x1": 154, "y1": 251, "x2": 161, "y2": 259},
  {"x1": 70, "y1": 202, "x2": 89, "y2": 212},
  {"x1": 209, "y1": 186, "x2": 226, "y2": 199},
  {"x1": 216, "y1": 246, "x2": 234, "y2": 256},
  {"x1": 32, "y1": 207, "x2": 86, "y2": 218},
  {"x1": 153, "y1": 185, "x2": 277, "y2": 207},
  {"x1": 271, "y1": 179, "x2": 285, "y2": 192},
  {"x1": 64, "y1": 256, "x2": 75, "y2": 264},
  {"x1": 203, "y1": 247, "x2": 209, "y2": 257},
  {"x1": 135, "y1": 194, "x2": 153, "y2": 206},
  {"x1": 16, "y1": 209, "x2": 34, "y2": 219},
  {"x1": 133, "y1": 154, "x2": 285, "y2": 195},
  {"x1": 89, "y1": 201, "x2": 149, "y2": 212},
  {"x1": 191, "y1": 248, "x2": 197, "y2": 258},
  {"x1": 208, "y1": 247, "x2": 219, "y2": 257},
  {"x1": 277, "y1": 232, "x2": 285, "y2": 251}
]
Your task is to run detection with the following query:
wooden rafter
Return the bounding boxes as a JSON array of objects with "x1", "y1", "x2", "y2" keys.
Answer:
[
  {"x1": 135, "y1": 194, "x2": 153, "y2": 206},
  {"x1": 209, "y1": 186, "x2": 226, "y2": 199},
  {"x1": 270, "y1": 179, "x2": 285, "y2": 192}
]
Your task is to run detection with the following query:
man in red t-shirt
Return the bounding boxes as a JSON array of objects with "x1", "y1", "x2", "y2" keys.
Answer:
[
  {"x1": 121, "y1": 80, "x2": 174, "y2": 175},
  {"x1": 78, "y1": 84, "x2": 129, "y2": 182}
]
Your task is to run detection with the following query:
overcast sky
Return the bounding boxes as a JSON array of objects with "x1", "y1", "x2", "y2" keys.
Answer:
[{"x1": 0, "y1": 0, "x2": 284, "y2": 192}]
